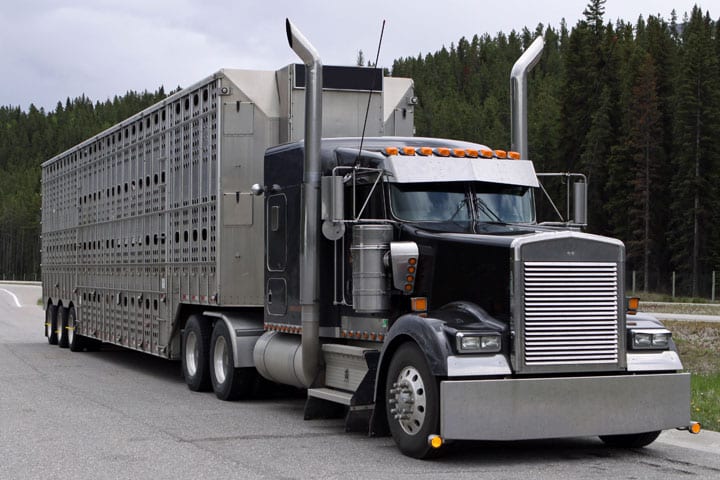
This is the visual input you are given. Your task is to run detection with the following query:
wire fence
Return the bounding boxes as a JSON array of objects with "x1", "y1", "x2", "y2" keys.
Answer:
[{"x1": 627, "y1": 270, "x2": 720, "y2": 301}]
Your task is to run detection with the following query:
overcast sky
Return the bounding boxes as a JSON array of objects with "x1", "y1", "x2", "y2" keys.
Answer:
[{"x1": 0, "y1": 0, "x2": 712, "y2": 111}]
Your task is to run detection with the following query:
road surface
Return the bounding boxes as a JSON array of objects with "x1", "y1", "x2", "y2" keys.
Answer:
[{"x1": 1, "y1": 283, "x2": 718, "y2": 479}]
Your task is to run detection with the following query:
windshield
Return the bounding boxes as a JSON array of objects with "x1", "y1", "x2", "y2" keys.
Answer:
[
  {"x1": 389, "y1": 182, "x2": 535, "y2": 224},
  {"x1": 474, "y1": 184, "x2": 535, "y2": 223},
  {"x1": 389, "y1": 183, "x2": 470, "y2": 222}
]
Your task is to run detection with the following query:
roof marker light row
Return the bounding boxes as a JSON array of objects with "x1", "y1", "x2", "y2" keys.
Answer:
[{"x1": 383, "y1": 146, "x2": 521, "y2": 160}]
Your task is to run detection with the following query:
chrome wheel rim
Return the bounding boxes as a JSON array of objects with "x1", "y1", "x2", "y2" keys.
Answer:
[
  {"x1": 390, "y1": 366, "x2": 427, "y2": 435},
  {"x1": 67, "y1": 310, "x2": 75, "y2": 346},
  {"x1": 185, "y1": 331, "x2": 199, "y2": 377},
  {"x1": 213, "y1": 336, "x2": 228, "y2": 384}
]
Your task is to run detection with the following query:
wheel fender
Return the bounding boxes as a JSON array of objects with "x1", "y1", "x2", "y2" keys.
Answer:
[
  {"x1": 203, "y1": 311, "x2": 264, "y2": 368},
  {"x1": 371, "y1": 314, "x2": 451, "y2": 436}
]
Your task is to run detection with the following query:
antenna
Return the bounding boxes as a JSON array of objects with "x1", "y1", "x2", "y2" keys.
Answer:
[{"x1": 355, "y1": 20, "x2": 386, "y2": 166}]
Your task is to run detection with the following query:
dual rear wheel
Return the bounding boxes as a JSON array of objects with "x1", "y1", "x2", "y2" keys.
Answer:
[
  {"x1": 46, "y1": 304, "x2": 98, "y2": 351},
  {"x1": 182, "y1": 315, "x2": 256, "y2": 400}
]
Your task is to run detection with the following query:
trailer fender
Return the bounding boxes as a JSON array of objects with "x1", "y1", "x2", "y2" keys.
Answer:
[{"x1": 203, "y1": 311, "x2": 265, "y2": 368}]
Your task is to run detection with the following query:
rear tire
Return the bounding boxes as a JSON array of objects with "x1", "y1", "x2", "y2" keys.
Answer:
[
  {"x1": 385, "y1": 342, "x2": 442, "y2": 459},
  {"x1": 46, "y1": 304, "x2": 58, "y2": 345},
  {"x1": 209, "y1": 320, "x2": 256, "y2": 401},
  {"x1": 182, "y1": 315, "x2": 212, "y2": 392},
  {"x1": 58, "y1": 306, "x2": 69, "y2": 348},
  {"x1": 599, "y1": 431, "x2": 661, "y2": 448},
  {"x1": 68, "y1": 306, "x2": 87, "y2": 352}
]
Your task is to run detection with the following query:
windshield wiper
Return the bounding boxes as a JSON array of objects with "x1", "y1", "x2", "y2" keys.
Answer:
[{"x1": 474, "y1": 196, "x2": 504, "y2": 223}]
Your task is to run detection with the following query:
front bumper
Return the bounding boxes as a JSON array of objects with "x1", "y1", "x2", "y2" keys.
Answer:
[{"x1": 440, "y1": 373, "x2": 690, "y2": 441}]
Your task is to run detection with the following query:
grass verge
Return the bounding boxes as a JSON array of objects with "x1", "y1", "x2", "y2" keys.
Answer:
[{"x1": 664, "y1": 321, "x2": 720, "y2": 432}]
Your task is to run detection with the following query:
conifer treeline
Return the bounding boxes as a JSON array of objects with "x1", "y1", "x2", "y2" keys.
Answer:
[
  {"x1": 392, "y1": 2, "x2": 720, "y2": 296},
  {"x1": 0, "y1": 2, "x2": 718, "y2": 296},
  {"x1": 0, "y1": 90, "x2": 166, "y2": 279}
]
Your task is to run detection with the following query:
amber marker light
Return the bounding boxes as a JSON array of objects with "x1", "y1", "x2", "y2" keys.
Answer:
[
  {"x1": 508, "y1": 151, "x2": 521, "y2": 160},
  {"x1": 452, "y1": 148, "x2": 466, "y2": 157},
  {"x1": 465, "y1": 149, "x2": 479, "y2": 158},
  {"x1": 418, "y1": 147, "x2": 433, "y2": 156},
  {"x1": 408, "y1": 258, "x2": 417, "y2": 265},
  {"x1": 384, "y1": 146, "x2": 399, "y2": 156},
  {"x1": 479, "y1": 148, "x2": 494, "y2": 158},
  {"x1": 435, "y1": 147, "x2": 451, "y2": 157},
  {"x1": 428, "y1": 435, "x2": 443, "y2": 449},
  {"x1": 402, "y1": 146, "x2": 416, "y2": 155},
  {"x1": 494, "y1": 149, "x2": 507, "y2": 159},
  {"x1": 411, "y1": 297, "x2": 428, "y2": 312},
  {"x1": 627, "y1": 296, "x2": 639, "y2": 315},
  {"x1": 690, "y1": 422, "x2": 702, "y2": 434}
]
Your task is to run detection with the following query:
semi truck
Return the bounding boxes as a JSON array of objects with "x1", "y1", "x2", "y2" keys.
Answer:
[{"x1": 41, "y1": 20, "x2": 696, "y2": 458}]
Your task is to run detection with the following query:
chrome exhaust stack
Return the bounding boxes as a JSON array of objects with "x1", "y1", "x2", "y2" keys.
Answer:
[
  {"x1": 286, "y1": 18, "x2": 322, "y2": 388},
  {"x1": 510, "y1": 36, "x2": 544, "y2": 159}
]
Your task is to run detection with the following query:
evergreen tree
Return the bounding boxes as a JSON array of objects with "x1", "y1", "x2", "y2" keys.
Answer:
[{"x1": 668, "y1": 7, "x2": 720, "y2": 296}]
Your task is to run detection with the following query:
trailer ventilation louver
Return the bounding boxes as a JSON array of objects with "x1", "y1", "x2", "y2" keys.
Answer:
[{"x1": 522, "y1": 262, "x2": 619, "y2": 367}]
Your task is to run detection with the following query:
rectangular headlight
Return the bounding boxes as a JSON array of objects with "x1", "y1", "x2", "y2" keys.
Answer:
[
  {"x1": 630, "y1": 329, "x2": 671, "y2": 350},
  {"x1": 456, "y1": 332, "x2": 501, "y2": 353}
]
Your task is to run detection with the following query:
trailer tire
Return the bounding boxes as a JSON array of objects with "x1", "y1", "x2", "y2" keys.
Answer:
[
  {"x1": 67, "y1": 306, "x2": 86, "y2": 352},
  {"x1": 46, "y1": 304, "x2": 58, "y2": 345},
  {"x1": 385, "y1": 342, "x2": 442, "y2": 459},
  {"x1": 58, "y1": 306, "x2": 70, "y2": 348},
  {"x1": 182, "y1": 315, "x2": 212, "y2": 392},
  {"x1": 210, "y1": 320, "x2": 256, "y2": 401},
  {"x1": 599, "y1": 431, "x2": 661, "y2": 448}
]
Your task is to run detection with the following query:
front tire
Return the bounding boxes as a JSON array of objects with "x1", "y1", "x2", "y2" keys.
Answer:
[
  {"x1": 46, "y1": 304, "x2": 58, "y2": 345},
  {"x1": 385, "y1": 342, "x2": 442, "y2": 459},
  {"x1": 600, "y1": 431, "x2": 661, "y2": 448},
  {"x1": 182, "y1": 315, "x2": 212, "y2": 392},
  {"x1": 209, "y1": 320, "x2": 256, "y2": 401}
]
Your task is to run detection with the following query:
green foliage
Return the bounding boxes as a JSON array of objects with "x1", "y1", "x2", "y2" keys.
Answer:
[
  {"x1": 393, "y1": 3, "x2": 719, "y2": 297},
  {"x1": 0, "y1": 90, "x2": 166, "y2": 279}
]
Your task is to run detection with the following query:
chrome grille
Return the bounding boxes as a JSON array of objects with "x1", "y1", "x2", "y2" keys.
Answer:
[{"x1": 523, "y1": 261, "x2": 619, "y2": 366}]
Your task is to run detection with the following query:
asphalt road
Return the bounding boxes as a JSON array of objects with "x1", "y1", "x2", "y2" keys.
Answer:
[{"x1": 1, "y1": 283, "x2": 719, "y2": 480}]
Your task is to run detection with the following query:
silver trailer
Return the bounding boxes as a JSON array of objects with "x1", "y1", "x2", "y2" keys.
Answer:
[
  {"x1": 42, "y1": 60, "x2": 414, "y2": 357},
  {"x1": 42, "y1": 20, "x2": 696, "y2": 459}
]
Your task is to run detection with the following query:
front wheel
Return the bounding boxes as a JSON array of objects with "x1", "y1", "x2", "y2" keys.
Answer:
[
  {"x1": 209, "y1": 320, "x2": 256, "y2": 401},
  {"x1": 385, "y1": 342, "x2": 442, "y2": 459},
  {"x1": 599, "y1": 431, "x2": 661, "y2": 448}
]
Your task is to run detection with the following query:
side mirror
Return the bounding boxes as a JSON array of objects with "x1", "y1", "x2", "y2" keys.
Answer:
[
  {"x1": 321, "y1": 176, "x2": 344, "y2": 222},
  {"x1": 573, "y1": 181, "x2": 587, "y2": 225}
]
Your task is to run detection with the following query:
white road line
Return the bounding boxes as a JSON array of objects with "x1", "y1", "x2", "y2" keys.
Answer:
[{"x1": 0, "y1": 288, "x2": 22, "y2": 307}]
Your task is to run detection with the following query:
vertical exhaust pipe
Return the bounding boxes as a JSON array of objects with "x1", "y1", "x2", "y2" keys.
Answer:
[
  {"x1": 510, "y1": 36, "x2": 544, "y2": 159},
  {"x1": 286, "y1": 19, "x2": 322, "y2": 388}
]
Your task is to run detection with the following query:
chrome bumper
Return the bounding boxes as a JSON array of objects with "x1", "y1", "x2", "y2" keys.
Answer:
[{"x1": 440, "y1": 373, "x2": 690, "y2": 441}]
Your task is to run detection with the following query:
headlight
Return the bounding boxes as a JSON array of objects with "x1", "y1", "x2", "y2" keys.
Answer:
[
  {"x1": 630, "y1": 329, "x2": 671, "y2": 350},
  {"x1": 456, "y1": 332, "x2": 501, "y2": 353}
]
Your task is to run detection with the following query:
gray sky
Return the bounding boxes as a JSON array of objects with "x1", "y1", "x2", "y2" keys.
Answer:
[{"x1": 0, "y1": 0, "x2": 711, "y2": 111}]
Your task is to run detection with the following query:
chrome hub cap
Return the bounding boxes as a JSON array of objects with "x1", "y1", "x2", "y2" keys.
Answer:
[
  {"x1": 185, "y1": 331, "x2": 199, "y2": 376},
  {"x1": 389, "y1": 366, "x2": 426, "y2": 435},
  {"x1": 213, "y1": 336, "x2": 228, "y2": 384}
]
